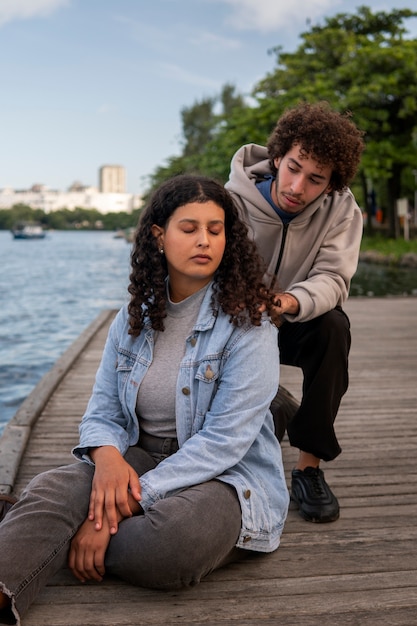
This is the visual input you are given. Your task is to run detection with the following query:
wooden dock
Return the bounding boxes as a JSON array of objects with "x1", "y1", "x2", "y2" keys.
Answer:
[{"x1": 1, "y1": 297, "x2": 417, "y2": 625}]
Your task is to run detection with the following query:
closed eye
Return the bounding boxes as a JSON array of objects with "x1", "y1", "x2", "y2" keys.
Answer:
[{"x1": 181, "y1": 226, "x2": 223, "y2": 235}]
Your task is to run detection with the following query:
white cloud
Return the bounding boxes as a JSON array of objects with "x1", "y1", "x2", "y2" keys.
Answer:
[
  {"x1": 220, "y1": 0, "x2": 340, "y2": 33},
  {"x1": 0, "y1": 0, "x2": 69, "y2": 27},
  {"x1": 158, "y1": 62, "x2": 219, "y2": 89},
  {"x1": 97, "y1": 104, "x2": 114, "y2": 115},
  {"x1": 189, "y1": 31, "x2": 241, "y2": 51}
]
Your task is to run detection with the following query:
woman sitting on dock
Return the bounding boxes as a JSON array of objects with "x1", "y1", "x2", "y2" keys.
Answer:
[{"x1": 0, "y1": 174, "x2": 289, "y2": 625}]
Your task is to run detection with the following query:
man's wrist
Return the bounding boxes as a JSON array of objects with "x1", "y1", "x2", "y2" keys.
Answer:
[{"x1": 282, "y1": 292, "x2": 300, "y2": 315}]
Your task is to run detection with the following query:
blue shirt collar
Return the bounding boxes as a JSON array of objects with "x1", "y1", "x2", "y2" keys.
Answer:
[{"x1": 256, "y1": 176, "x2": 299, "y2": 225}]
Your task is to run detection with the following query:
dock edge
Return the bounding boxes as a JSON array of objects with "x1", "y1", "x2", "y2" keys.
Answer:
[{"x1": 0, "y1": 309, "x2": 117, "y2": 494}]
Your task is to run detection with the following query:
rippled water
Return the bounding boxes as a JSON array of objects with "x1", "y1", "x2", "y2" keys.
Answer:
[
  {"x1": 0, "y1": 230, "x2": 131, "y2": 434},
  {"x1": 351, "y1": 262, "x2": 417, "y2": 297},
  {"x1": 0, "y1": 230, "x2": 416, "y2": 436}
]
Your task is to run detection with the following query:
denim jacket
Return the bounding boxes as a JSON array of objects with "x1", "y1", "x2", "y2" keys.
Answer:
[{"x1": 73, "y1": 285, "x2": 289, "y2": 552}]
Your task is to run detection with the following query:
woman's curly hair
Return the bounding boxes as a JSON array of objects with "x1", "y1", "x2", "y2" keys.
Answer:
[
  {"x1": 128, "y1": 174, "x2": 272, "y2": 336},
  {"x1": 267, "y1": 101, "x2": 365, "y2": 192}
]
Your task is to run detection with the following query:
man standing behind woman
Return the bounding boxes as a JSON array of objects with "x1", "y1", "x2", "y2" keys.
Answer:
[
  {"x1": 0, "y1": 175, "x2": 288, "y2": 625},
  {"x1": 226, "y1": 101, "x2": 365, "y2": 524}
]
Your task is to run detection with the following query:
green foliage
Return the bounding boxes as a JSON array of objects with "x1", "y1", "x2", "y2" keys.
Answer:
[
  {"x1": 0, "y1": 203, "x2": 47, "y2": 229},
  {"x1": 361, "y1": 234, "x2": 417, "y2": 258},
  {"x1": 140, "y1": 6, "x2": 417, "y2": 240},
  {"x1": 140, "y1": 155, "x2": 196, "y2": 207},
  {"x1": 0, "y1": 204, "x2": 140, "y2": 231},
  {"x1": 199, "y1": 101, "x2": 285, "y2": 183},
  {"x1": 141, "y1": 84, "x2": 249, "y2": 197},
  {"x1": 253, "y1": 6, "x2": 417, "y2": 235},
  {"x1": 181, "y1": 96, "x2": 217, "y2": 157}
]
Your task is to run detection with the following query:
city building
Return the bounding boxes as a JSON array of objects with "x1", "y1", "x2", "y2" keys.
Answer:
[
  {"x1": 0, "y1": 188, "x2": 141, "y2": 214},
  {"x1": 99, "y1": 165, "x2": 126, "y2": 194},
  {"x1": 0, "y1": 166, "x2": 142, "y2": 214}
]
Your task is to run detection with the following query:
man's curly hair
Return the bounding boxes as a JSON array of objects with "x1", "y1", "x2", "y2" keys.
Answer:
[
  {"x1": 267, "y1": 101, "x2": 365, "y2": 192},
  {"x1": 128, "y1": 174, "x2": 272, "y2": 336}
]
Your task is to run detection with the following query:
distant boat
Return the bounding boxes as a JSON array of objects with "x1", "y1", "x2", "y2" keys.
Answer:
[
  {"x1": 113, "y1": 227, "x2": 135, "y2": 243},
  {"x1": 11, "y1": 223, "x2": 47, "y2": 240},
  {"x1": 123, "y1": 227, "x2": 135, "y2": 243}
]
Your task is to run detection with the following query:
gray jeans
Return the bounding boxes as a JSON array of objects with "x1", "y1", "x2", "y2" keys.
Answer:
[{"x1": 0, "y1": 439, "x2": 242, "y2": 623}]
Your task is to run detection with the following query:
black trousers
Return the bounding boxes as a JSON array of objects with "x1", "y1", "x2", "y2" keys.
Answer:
[{"x1": 278, "y1": 307, "x2": 351, "y2": 462}]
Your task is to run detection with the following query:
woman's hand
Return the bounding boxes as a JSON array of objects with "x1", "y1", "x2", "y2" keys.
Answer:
[
  {"x1": 89, "y1": 446, "x2": 142, "y2": 534},
  {"x1": 69, "y1": 517, "x2": 111, "y2": 582}
]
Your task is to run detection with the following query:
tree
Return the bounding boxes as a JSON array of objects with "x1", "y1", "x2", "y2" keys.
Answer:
[
  {"x1": 0, "y1": 205, "x2": 141, "y2": 231},
  {"x1": 0, "y1": 204, "x2": 47, "y2": 230},
  {"x1": 141, "y1": 84, "x2": 247, "y2": 199},
  {"x1": 181, "y1": 96, "x2": 216, "y2": 158},
  {"x1": 141, "y1": 6, "x2": 417, "y2": 238},
  {"x1": 253, "y1": 6, "x2": 417, "y2": 236}
]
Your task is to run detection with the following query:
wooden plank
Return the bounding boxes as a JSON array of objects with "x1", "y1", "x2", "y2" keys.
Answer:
[{"x1": 20, "y1": 585, "x2": 417, "y2": 626}]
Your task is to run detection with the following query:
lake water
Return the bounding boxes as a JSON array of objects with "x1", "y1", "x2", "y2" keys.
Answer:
[
  {"x1": 351, "y1": 261, "x2": 417, "y2": 297},
  {"x1": 0, "y1": 230, "x2": 131, "y2": 435},
  {"x1": 0, "y1": 229, "x2": 416, "y2": 436}
]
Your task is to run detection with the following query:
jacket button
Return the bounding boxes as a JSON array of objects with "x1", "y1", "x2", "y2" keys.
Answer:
[
  {"x1": 190, "y1": 337, "x2": 197, "y2": 347},
  {"x1": 181, "y1": 387, "x2": 190, "y2": 396},
  {"x1": 244, "y1": 489, "x2": 251, "y2": 499},
  {"x1": 243, "y1": 535, "x2": 252, "y2": 543}
]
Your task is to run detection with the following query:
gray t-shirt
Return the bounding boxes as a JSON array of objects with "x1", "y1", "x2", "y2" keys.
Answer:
[{"x1": 136, "y1": 284, "x2": 209, "y2": 438}]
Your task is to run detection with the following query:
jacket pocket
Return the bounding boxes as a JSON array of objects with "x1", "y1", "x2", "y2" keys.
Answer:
[
  {"x1": 191, "y1": 359, "x2": 221, "y2": 433},
  {"x1": 115, "y1": 349, "x2": 137, "y2": 394}
]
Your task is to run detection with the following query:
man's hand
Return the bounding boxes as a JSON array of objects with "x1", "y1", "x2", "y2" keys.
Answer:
[
  {"x1": 89, "y1": 446, "x2": 142, "y2": 535},
  {"x1": 270, "y1": 292, "x2": 300, "y2": 326}
]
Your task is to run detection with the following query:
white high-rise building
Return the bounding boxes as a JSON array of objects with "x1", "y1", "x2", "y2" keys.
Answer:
[{"x1": 99, "y1": 165, "x2": 126, "y2": 193}]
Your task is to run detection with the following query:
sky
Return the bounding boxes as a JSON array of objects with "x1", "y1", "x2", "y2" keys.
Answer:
[{"x1": 1, "y1": 0, "x2": 416, "y2": 195}]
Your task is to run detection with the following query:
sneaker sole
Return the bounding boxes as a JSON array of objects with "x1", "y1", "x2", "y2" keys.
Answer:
[{"x1": 290, "y1": 494, "x2": 340, "y2": 523}]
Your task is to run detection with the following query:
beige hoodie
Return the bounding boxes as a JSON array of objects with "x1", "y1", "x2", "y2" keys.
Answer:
[{"x1": 225, "y1": 143, "x2": 363, "y2": 323}]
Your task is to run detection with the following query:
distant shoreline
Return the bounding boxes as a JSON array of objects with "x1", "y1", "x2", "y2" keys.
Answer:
[{"x1": 359, "y1": 251, "x2": 417, "y2": 269}]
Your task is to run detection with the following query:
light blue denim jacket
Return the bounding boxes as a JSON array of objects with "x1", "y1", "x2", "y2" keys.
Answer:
[{"x1": 73, "y1": 285, "x2": 289, "y2": 552}]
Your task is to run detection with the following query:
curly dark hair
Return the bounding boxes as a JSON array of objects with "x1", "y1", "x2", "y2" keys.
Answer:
[
  {"x1": 128, "y1": 174, "x2": 272, "y2": 335},
  {"x1": 267, "y1": 101, "x2": 365, "y2": 192}
]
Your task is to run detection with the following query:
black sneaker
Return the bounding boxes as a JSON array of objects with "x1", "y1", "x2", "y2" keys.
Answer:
[{"x1": 291, "y1": 466, "x2": 339, "y2": 523}]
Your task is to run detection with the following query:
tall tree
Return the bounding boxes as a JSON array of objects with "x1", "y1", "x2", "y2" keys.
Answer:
[
  {"x1": 142, "y1": 6, "x2": 417, "y2": 237},
  {"x1": 142, "y1": 84, "x2": 245, "y2": 200},
  {"x1": 253, "y1": 6, "x2": 417, "y2": 236},
  {"x1": 181, "y1": 96, "x2": 216, "y2": 158}
]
